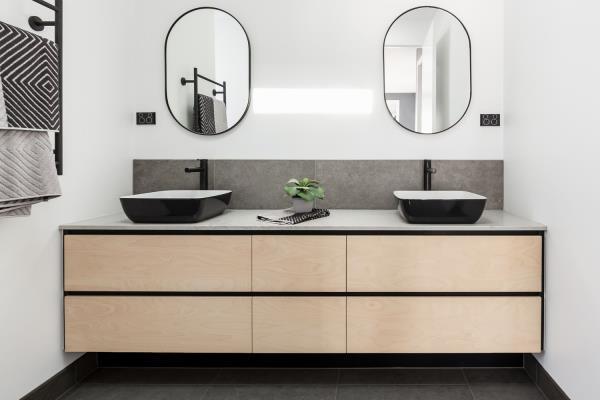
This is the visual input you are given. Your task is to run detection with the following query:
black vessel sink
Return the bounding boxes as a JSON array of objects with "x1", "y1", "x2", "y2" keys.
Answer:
[
  {"x1": 394, "y1": 191, "x2": 487, "y2": 224},
  {"x1": 120, "y1": 190, "x2": 232, "y2": 223}
]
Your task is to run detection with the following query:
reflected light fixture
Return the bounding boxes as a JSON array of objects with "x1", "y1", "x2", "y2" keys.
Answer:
[{"x1": 253, "y1": 88, "x2": 373, "y2": 114}]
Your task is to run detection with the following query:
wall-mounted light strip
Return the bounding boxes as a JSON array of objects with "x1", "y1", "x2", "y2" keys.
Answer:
[{"x1": 253, "y1": 88, "x2": 373, "y2": 115}]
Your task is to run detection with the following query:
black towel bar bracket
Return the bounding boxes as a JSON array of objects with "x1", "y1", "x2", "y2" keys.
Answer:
[
  {"x1": 181, "y1": 67, "x2": 227, "y2": 105},
  {"x1": 29, "y1": 0, "x2": 63, "y2": 175}
]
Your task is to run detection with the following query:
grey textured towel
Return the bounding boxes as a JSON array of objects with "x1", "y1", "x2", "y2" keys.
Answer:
[{"x1": 0, "y1": 129, "x2": 61, "y2": 216}]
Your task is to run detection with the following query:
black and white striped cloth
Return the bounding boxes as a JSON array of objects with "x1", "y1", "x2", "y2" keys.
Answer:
[
  {"x1": 0, "y1": 21, "x2": 59, "y2": 131},
  {"x1": 193, "y1": 94, "x2": 216, "y2": 134},
  {"x1": 257, "y1": 209, "x2": 330, "y2": 225}
]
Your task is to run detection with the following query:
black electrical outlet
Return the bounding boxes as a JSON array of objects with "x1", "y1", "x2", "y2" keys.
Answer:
[
  {"x1": 480, "y1": 114, "x2": 500, "y2": 126},
  {"x1": 136, "y1": 112, "x2": 156, "y2": 125}
]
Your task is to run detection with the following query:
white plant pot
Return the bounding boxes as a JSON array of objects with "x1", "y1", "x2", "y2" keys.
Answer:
[{"x1": 292, "y1": 198, "x2": 314, "y2": 213}]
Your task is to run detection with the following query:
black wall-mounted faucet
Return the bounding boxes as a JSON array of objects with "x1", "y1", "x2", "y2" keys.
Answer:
[
  {"x1": 423, "y1": 160, "x2": 437, "y2": 191},
  {"x1": 185, "y1": 159, "x2": 209, "y2": 190}
]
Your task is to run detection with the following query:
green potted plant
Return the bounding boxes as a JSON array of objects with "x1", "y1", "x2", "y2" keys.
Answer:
[{"x1": 284, "y1": 178, "x2": 325, "y2": 213}]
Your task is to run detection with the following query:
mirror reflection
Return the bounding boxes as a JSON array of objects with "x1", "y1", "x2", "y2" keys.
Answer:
[
  {"x1": 166, "y1": 8, "x2": 250, "y2": 135},
  {"x1": 384, "y1": 7, "x2": 471, "y2": 134}
]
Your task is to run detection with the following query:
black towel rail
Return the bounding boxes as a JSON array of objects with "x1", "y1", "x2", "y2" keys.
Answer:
[
  {"x1": 181, "y1": 68, "x2": 227, "y2": 105},
  {"x1": 29, "y1": 0, "x2": 63, "y2": 175}
]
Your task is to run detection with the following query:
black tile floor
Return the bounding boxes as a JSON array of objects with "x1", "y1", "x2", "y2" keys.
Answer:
[{"x1": 60, "y1": 368, "x2": 547, "y2": 400}]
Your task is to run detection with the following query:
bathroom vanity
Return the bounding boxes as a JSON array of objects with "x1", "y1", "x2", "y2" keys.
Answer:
[{"x1": 60, "y1": 210, "x2": 545, "y2": 354}]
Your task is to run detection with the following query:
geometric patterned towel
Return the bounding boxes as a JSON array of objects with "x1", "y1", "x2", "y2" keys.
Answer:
[
  {"x1": 0, "y1": 129, "x2": 61, "y2": 216},
  {"x1": 0, "y1": 21, "x2": 59, "y2": 131},
  {"x1": 193, "y1": 93, "x2": 216, "y2": 135}
]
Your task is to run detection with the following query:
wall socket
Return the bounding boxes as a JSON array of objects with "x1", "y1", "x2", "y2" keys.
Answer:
[
  {"x1": 480, "y1": 114, "x2": 501, "y2": 126},
  {"x1": 136, "y1": 112, "x2": 156, "y2": 125}
]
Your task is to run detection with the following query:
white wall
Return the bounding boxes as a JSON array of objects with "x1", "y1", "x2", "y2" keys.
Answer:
[
  {"x1": 131, "y1": 0, "x2": 504, "y2": 159},
  {"x1": 504, "y1": 1, "x2": 600, "y2": 399},
  {"x1": 0, "y1": 1, "x2": 133, "y2": 398}
]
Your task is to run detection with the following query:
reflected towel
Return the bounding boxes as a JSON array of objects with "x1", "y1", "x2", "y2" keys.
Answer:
[
  {"x1": 193, "y1": 94, "x2": 227, "y2": 135},
  {"x1": 0, "y1": 129, "x2": 61, "y2": 216},
  {"x1": 213, "y1": 98, "x2": 227, "y2": 133}
]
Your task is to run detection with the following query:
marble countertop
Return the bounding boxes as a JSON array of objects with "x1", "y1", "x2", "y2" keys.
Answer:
[{"x1": 60, "y1": 209, "x2": 546, "y2": 232}]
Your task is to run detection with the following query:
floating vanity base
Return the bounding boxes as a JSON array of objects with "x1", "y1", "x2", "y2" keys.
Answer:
[{"x1": 61, "y1": 210, "x2": 545, "y2": 355}]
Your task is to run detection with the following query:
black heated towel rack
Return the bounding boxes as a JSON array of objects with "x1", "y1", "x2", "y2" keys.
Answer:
[
  {"x1": 29, "y1": 0, "x2": 63, "y2": 175},
  {"x1": 181, "y1": 68, "x2": 227, "y2": 105}
]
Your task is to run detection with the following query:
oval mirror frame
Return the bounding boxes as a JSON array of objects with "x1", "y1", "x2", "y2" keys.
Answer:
[
  {"x1": 383, "y1": 6, "x2": 472, "y2": 135},
  {"x1": 164, "y1": 7, "x2": 251, "y2": 135}
]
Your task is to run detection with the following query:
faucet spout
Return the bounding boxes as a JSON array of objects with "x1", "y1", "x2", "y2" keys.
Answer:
[{"x1": 423, "y1": 160, "x2": 437, "y2": 191}]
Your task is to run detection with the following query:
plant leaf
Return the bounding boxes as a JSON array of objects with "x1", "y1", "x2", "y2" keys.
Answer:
[
  {"x1": 297, "y1": 191, "x2": 314, "y2": 201},
  {"x1": 309, "y1": 187, "x2": 325, "y2": 199},
  {"x1": 284, "y1": 186, "x2": 299, "y2": 197},
  {"x1": 287, "y1": 178, "x2": 300, "y2": 186}
]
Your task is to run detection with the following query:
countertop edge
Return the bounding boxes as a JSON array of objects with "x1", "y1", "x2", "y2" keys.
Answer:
[{"x1": 59, "y1": 210, "x2": 547, "y2": 232}]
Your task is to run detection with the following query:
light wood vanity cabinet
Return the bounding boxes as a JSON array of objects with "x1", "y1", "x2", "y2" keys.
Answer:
[
  {"x1": 347, "y1": 297, "x2": 541, "y2": 353},
  {"x1": 63, "y1": 231, "x2": 544, "y2": 354},
  {"x1": 253, "y1": 297, "x2": 346, "y2": 353},
  {"x1": 65, "y1": 296, "x2": 251, "y2": 353},
  {"x1": 347, "y1": 235, "x2": 542, "y2": 292},
  {"x1": 64, "y1": 235, "x2": 251, "y2": 292},
  {"x1": 252, "y1": 235, "x2": 346, "y2": 292}
]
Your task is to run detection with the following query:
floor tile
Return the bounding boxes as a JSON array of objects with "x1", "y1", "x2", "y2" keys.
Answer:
[
  {"x1": 61, "y1": 384, "x2": 208, "y2": 400},
  {"x1": 84, "y1": 368, "x2": 219, "y2": 384},
  {"x1": 469, "y1": 384, "x2": 546, "y2": 400},
  {"x1": 60, "y1": 384, "x2": 117, "y2": 400},
  {"x1": 464, "y1": 369, "x2": 533, "y2": 384},
  {"x1": 465, "y1": 369, "x2": 545, "y2": 400},
  {"x1": 537, "y1": 367, "x2": 569, "y2": 400},
  {"x1": 339, "y1": 368, "x2": 465, "y2": 385},
  {"x1": 337, "y1": 385, "x2": 473, "y2": 400},
  {"x1": 204, "y1": 384, "x2": 337, "y2": 400},
  {"x1": 214, "y1": 369, "x2": 338, "y2": 385}
]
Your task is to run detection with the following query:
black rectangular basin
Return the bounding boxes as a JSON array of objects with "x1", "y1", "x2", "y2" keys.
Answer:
[
  {"x1": 394, "y1": 191, "x2": 487, "y2": 224},
  {"x1": 120, "y1": 190, "x2": 232, "y2": 223}
]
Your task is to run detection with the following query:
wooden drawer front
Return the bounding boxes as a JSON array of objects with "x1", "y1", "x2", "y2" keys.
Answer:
[
  {"x1": 347, "y1": 297, "x2": 541, "y2": 353},
  {"x1": 347, "y1": 236, "x2": 542, "y2": 292},
  {"x1": 252, "y1": 236, "x2": 346, "y2": 292},
  {"x1": 64, "y1": 235, "x2": 251, "y2": 292},
  {"x1": 65, "y1": 296, "x2": 251, "y2": 353},
  {"x1": 253, "y1": 297, "x2": 346, "y2": 353}
]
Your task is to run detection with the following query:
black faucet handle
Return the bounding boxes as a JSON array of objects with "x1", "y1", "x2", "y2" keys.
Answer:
[
  {"x1": 185, "y1": 167, "x2": 203, "y2": 173},
  {"x1": 184, "y1": 159, "x2": 209, "y2": 190}
]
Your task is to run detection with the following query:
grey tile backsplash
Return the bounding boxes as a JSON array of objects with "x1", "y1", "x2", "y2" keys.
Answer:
[
  {"x1": 315, "y1": 160, "x2": 422, "y2": 210},
  {"x1": 133, "y1": 160, "x2": 504, "y2": 210},
  {"x1": 133, "y1": 160, "x2": 215, "y2": 194},
  {"x1": 433, "y1": 160, "x2": 504, "y2": 209},
  {"x1": 214, "y1": 160, "x2": 315, "y2": 209}
]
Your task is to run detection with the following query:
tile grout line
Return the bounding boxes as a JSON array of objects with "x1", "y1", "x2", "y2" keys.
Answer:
[
  {"x1": 461, "y1": 369, "x2": 477, "y2": 400},
  {"x1": 334, "y1": 368, "x2": 340, "y2": 400}
]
